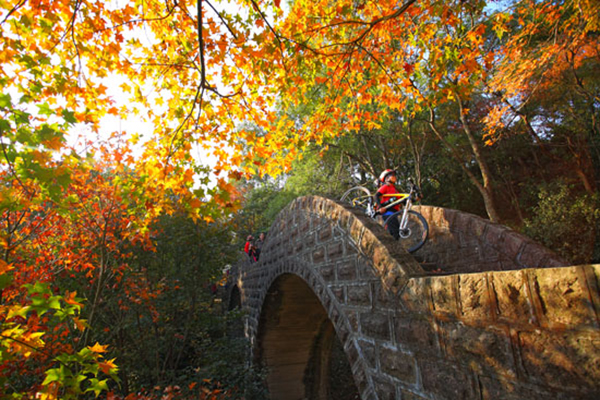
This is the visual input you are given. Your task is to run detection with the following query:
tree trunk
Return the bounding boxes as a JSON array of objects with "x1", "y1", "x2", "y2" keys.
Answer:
[
  {"x1": 457, "y1": 98, "x2": 502, "y2": 222},
  {"x1": 428, "y1": 106, "x2": 501, "y2": 222}
]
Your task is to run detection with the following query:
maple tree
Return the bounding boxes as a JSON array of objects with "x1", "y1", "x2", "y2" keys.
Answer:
[
  {"x1": 1, "y1": 0, "x2": 598, "y2": 215},
  {"x1": 486, "y1": 0, "x2": 600, "y2": 195}
]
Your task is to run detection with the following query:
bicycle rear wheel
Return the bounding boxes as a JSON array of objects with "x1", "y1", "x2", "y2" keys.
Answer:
[
  {"x1": 384, "y1": 210, "x2": 429, "y2": 253},
  {"x1": 340, "y1": 187, "x2": 374, "y2": 216}
]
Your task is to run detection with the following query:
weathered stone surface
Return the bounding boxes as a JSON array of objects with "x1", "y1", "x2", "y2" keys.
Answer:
[
  {"x1": 346, "y1": 340, "x2": 361, "y2": 367},
  {"x1": 400, "y1": 389, "x2": 428, "y2": 400},
  {"x1": 379, "y1": 345, "x2": 417, "y2": 383},
  {"x1": 357, "y1": 257, "x2": 377, "y2": 280},
  {"x1": 337, "y1": 260, "x2": 358, "y2": 281},
  {"x1": 458, "y1": 273, "x2": 492, "y2": 321},
  {"x1": 374, "y1": 284, "x2": 395, "y2": 310},
  {"x1": 360, "y1": 312, "x2": 390, "y2": 341},
  {"x1": 358, "y1": 339, "x2": 377, "y2": 370},
  {"x1": 330, "y1": 285, "x2": 345, "y2": 304},
  {"x1": 501, "y1": 231, "x2": 526, "y2": 261},
  {"x1": 320, "y1": 264, "x2": 335, "y2": 282},
  {"x1": 327, "y1": 241, "x2": 344, "y2": 260},
  {"x1": 491, "y1": 270, "x2": 535, "y2": 324},
  {"x1": 518, "y1": 243, "x2": 553, "y2": 268},
  {"x1": 395, "y1": 316, "x2": 439, "y2": 355},
  {"x1": 585, "y1": 265, "x2": 600, "y2": 322},
  {"x1": 420, "y1": 359, "x2": 477, "y2": 400},
  {"x1": 430, "y1": 275, "x2": 457, "y2": 316},
  {"x1": 312, "y1": 246, "x2": 325, "y2": 264},
  {"x1": 530, "y1": 267, "x2": 597, "y2": 328},
  {"x1": 351, "y1": 362, "x2": 369, "y2": 395},
  {"x1": 412, "y1": 206, "x2": 565, "y2": 273},
  {"x1": 318, "y1": 225, "x2": 332, "y2": 241},
  {"x1": 372, "y1": 376, "x2": 396, "y2": 400},
  {"x1": 400, "y1": 278, "x2": 430, "y2": 314},
  {"x1": 347, "y1": 284, "x2": 372, "y2": 308},
  {"x1": 517, "y1": 330, "x2": 600, "y2": 391},
  {"x1": 442, "y1": 322, "x2": 516, "y2": 377},
  {"x1": 478, "y1": 376, "x2": 555, "y2": 400}
]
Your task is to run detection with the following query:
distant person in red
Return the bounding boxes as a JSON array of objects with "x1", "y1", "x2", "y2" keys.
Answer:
[
  {"x1": 375, "y1": 169, "x2": 401, "y2": 240},
  {"x1": 244, "y1": 235, "x2": 257, "y2": 262}
]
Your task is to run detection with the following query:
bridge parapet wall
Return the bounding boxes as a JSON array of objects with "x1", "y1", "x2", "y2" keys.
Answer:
[
  {"x1": 229, "y1": 196, "x2": 600, "y2": 400},
  {"x1": 414, "y1": 205, "x2": 566, "y2": 273},
  {"x1": 377, "y1": 264, "x2": 600, "y2": 399}
]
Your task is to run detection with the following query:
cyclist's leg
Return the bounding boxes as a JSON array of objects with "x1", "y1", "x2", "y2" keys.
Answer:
[{"x1": 383, "y1": 211, "x2": 400, "y2": 239}]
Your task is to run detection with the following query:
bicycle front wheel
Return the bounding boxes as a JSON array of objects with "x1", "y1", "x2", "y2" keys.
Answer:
[
  {"x1": 384, "y1": 210, "x2": 429, "y2": 253},
  {"x1": 340, "y1": 186, "x2": 373, "y2": 215}
]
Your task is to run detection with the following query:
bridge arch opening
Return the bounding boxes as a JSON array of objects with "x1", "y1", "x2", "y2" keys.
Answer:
[
  {"x1": 256, "y1": 274, "x2": 359, "y2": 400},
  {"x1": 228, "y1": 285, "x2": 241, "y2": 311},
  {"x1": 227, "y1": 285, "x2": 244, "y2": 337}
]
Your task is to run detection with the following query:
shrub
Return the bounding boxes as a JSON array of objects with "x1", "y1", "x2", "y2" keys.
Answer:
[{"x1": 523, "y1": 181, "x2": 600, "y2": 264}]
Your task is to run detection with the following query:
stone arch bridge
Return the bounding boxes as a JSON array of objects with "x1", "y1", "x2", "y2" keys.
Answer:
[{"x1": 227, "y1": 196, "x2": 600, "y2": 400}]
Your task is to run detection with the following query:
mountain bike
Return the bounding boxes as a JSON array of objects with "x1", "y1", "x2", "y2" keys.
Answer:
[{"x1": 340, "y1": 179, "x2": 429, "y2": 253}]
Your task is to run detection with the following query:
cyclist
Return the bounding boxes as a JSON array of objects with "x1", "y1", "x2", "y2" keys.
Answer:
[{"x1": 375, "y1": 169, "x2": 401, "y2": 240}]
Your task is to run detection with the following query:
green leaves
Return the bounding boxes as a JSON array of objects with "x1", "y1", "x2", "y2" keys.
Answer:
[
  {"x1": 2, "y1": 281, "x2": 113, "y2": 399},
  {"x1": 0, "y1": 93, "x2": 11, "y2": 108},
  {"x1": 42, "y1": 354, "x2": 111, "y2": 399},
  {"x1": 85, "y1": 378, "x2": 109, "y2": 397},
  {"x1": 22, "y1": 283, "x2": 83, "y2": 320},
  {"x1": 61, "y1": 109, "x2": 77, "y2": 124},
  {"x1": 37, "y1": 103, "x2": 53, "y2": 117}
]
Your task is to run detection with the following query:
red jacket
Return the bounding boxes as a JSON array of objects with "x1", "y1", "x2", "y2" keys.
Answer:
[{"x1": 375, "y1": 184, "x2": 401, "y2": 212}]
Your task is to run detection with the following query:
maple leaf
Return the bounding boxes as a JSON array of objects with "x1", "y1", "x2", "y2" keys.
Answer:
[
  {"x1": 64, "y1": 290, "x2": 84, "y2": 307},
  {"x1": 88, "y1": 342, "x2": 108, "y2": 353},
  {"x1": 189, "y1": 198, "x2": 202, "y2": 209},
  {"x1": 0, "y1": 259, "x2": 13, "y2": 274},
  {"x1": 403, "y1": 63, "x2": 415, "y2": 75},
  {"x1": 98, "y1": 358, "x2": 118, "y2": 374},
  {"x1": 73, "y1": 317, "x2": 88, "y2": 332}
]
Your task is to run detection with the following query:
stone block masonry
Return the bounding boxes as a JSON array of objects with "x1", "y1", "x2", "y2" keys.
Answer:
[{"x1": 228, "y1": 196, "x2": 600, "y2": 400}]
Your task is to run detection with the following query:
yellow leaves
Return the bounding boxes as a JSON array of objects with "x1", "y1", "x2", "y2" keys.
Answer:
[
  {"x1": 1, "y1": 326, "x2": 46, "y2": 358},
  {"x1": 482, "y1": 104, "x2": 511, "y2": 141},
  {"x1": 0, "y1": 258, "x2": 13, "y2": 275},
  {"x1": 6, "y1": 304, "x2": 29, "y2": 319},
  {"x1": 88, "y1": 342, "x2": 108, "y2": 353},
  {"x1": 466, "y1": 30, "x2": 483, "y2": 47},
  {"x1": 492, "y1": 13, "x2": 510, "y2": 39}
]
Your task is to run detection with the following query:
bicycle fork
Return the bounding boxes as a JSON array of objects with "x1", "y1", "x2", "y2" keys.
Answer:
[{"x1": 398, "y1": 199, "x2": 412, "y2": 238}]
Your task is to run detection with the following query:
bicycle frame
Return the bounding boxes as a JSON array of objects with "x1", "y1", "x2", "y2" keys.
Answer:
[{"x1": 380, "y1": 184, "x2": 419, "y2": 237}]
